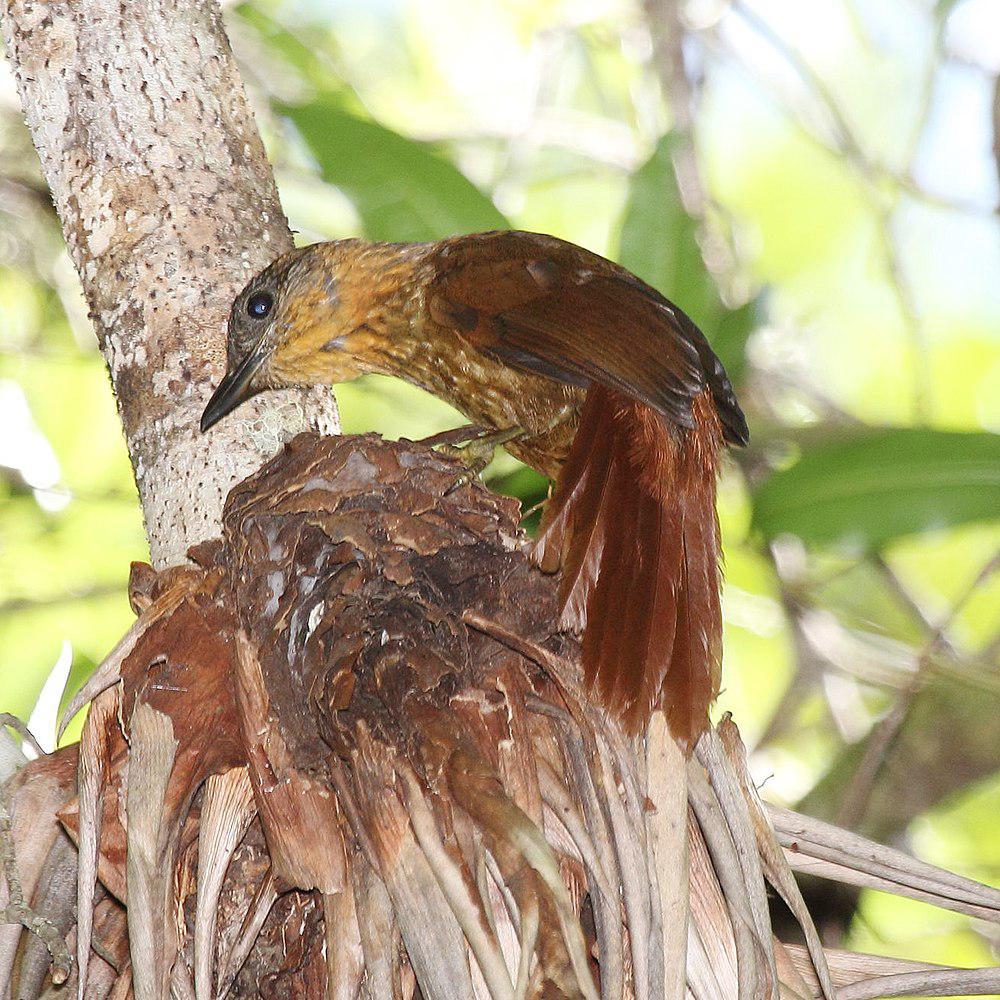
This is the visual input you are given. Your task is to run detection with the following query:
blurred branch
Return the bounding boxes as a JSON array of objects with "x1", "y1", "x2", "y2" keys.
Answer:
[
  {"x1": 0, "y1": 174, "x2": 53, "y2": 213},
  {"x1": 749, "y1": 366, "x2": 864, "y2": 433},
  {"x1": 979, "y1": 627, "x2": 1000, "y2": 668},
  {"x1": 868, "y1": 559, "x2": 1000, "y2": 690},
  {"x1": 729, "y1": 2, "x2": 862, "y2": 165},
  {"x1": 641, "y1": 0, "x2": 703, "y2": 209},
  {"x1": 721, "y1": 2, "x2": 987, "y2": 216},
  {"x1": 803, "y1": 672, "x2": 1000, "y2": 843},
  {"x1": 900, "y1": 12, "x2": 946, "y2": 166},
  {"x1": 0, "y1": 341, "x2": 93, "y2": 362},
  {"x1": 692, "y1": 21, "x2": 993, "y2": 222},
  {"x1": 642, "y1": 0, "x2": 744, "y2": 296},
  {"x1": 754, "y1": 582, "x2": 837, "y2": 748},
  {"x1": 0, "y1": 466, "x2": 138, "y2": 506},
  {"x1": 835, "y1": 546, "x2": 1000, "y2": 829},
  {"x1": 0, "y1": 583, "x2": 126, "y2": 619},
  {"x1": 759, "y1": 539, "x2": 1000, "y2": 754},
  {"x1": 723, "y1": 1, "x2": 932, "y2": 421},
  {"x1": 412, "y1": 116, "x2": 641, "y2": 172},
  {"x1": 873, "y1": 556, "x2": 936, "y2": 631}
]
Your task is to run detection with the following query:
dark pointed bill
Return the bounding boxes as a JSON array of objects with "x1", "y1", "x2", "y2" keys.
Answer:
[{"x1": 200, "y1": 349, "x2": 268, "y2": 433}]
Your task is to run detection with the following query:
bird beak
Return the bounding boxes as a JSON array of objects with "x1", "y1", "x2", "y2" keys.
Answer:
[{"x1": 200, "y1": 348, "x2": 269, "y2": 432}]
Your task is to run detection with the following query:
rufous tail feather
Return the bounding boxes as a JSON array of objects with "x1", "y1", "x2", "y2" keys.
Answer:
[{"x1": 533, "y1": 386, "x2": 724, "y2": 751}]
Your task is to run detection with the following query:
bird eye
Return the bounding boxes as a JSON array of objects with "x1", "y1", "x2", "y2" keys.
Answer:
[{"x1": 246, "y1": 291, "x2": 273, "y2": 319}]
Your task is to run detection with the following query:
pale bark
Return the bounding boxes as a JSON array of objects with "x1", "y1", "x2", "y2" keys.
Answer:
[{"x1": 0, "y1": 0, "x2": 338, "y2": 568}]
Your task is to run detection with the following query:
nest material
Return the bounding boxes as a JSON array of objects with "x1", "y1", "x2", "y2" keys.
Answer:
[
  {"x1": 224, "y1": 433, "x2": 611, "y2": 999},
  {"x1": 2, "y1": 433, "x2": 1000, "y2": 1000}
]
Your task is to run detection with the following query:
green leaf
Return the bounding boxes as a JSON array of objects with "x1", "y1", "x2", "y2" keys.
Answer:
[
  {"x1": 618, "y1": 133, "x2": 712, "y2": 318},
  {"x1": 616, "y1": 133, "x2": 757, "y2": 380},
  {"x1": 752, "y1": 428, "x2": 1000, "y2": 548},
  {"x1": 711, "y1": 295, "x2": 761, "y2": 387},
  {"x1": 282, "y1": 97, "x2": 509, "y2": 242}
]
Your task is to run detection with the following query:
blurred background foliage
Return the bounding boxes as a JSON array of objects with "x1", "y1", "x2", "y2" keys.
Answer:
[{"x1": 1, "y1": 0, "x2": 998, "y2": 971}]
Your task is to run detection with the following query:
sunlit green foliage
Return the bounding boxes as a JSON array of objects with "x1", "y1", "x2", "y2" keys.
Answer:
[
  {"x1": 753, "y1": 427, "x2": 1000, "y2": 547},
  {"x1": 1, "y1": 0, "x2": 998, "y2": 967}
]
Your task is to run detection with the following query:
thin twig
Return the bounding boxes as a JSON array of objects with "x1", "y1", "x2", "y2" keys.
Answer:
[
  {"x1": 769, "y1": 804, "x2": 1000, "y2": 922},
  {"x1": 0, "y1": 778, "x2": 72, "y2": 984},
  {"x1": 0, "y1": 715, "x2": 45, "y2": 759},
  {"x1": 716, "y1": 719, "x2": 837, "y2": 998},
  {"x1": 837, "y1": 547, "x2": 1000, "y2": 827},
  {"x1": 513, "y1": 897, "x2": 538, "y2": 1000},
  {"x1": 839, "y1": 965, "x2": 1000, "y2": 1000},
  {"x1": 696, "y1": 732, "x2": 778, "y2": 993},
  {"x1": 723, "y1": 1, "x2": 933, "y2": 415},
  {"x1": 594, "y1": 738, "x2": 654, "y2": 1000},
  {"x1": 561, "y1": 728, "x2": 625, "y2": 1000},
  {"x1": 480, "y1": 845, "x2": 520, "y2": 930},
  {"x1": 783, "y1": 851, "x2": 1000, "y2": 924}
]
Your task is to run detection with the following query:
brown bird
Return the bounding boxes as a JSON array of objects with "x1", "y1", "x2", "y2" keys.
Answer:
[{"x1": 202, "y1": 230, "x2": 748, "y2": 749}]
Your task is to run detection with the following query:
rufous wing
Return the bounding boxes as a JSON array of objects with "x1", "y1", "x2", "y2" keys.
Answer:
[
  {"x1": 427, "y1": 229, "x2": 748, "y2": 446},
  {"x1": 534, "y1": 388, "x2": 724, "y2": 747},
  {"x1": 428, "y1": 230, "x2": 740, "y2": 747}
]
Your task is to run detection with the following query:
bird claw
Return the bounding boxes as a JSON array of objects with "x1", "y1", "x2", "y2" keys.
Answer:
[
  {"x1": 439, "y1": 442, "x2": 495, "y2": 494},
  {"x1": 429, "y1": 426, "x2": 525, "y2": 495}
]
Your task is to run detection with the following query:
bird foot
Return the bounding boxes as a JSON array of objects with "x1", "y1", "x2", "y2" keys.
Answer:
[{"x1": 431, "y1": 426, "x2": 525, "y2": 494}]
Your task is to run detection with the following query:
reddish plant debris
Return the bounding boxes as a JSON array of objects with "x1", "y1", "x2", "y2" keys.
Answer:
[{"x1": 1, "y1": 433, "x2": 665, "y2": 1000}]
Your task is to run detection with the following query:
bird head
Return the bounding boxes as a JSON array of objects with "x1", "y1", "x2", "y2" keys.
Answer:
[{"x1": 201, "y1": 240, "x2": 415, "y2": 432}]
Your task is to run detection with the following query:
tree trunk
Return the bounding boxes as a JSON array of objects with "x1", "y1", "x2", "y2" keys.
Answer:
[{"x1": 0, "y1": 0, "x2": 337, "y2": 568}]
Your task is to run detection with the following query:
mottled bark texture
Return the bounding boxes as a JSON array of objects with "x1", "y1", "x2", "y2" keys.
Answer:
[{"x1": 0, "y1": 0, "x2": 338, "y2": 567}]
